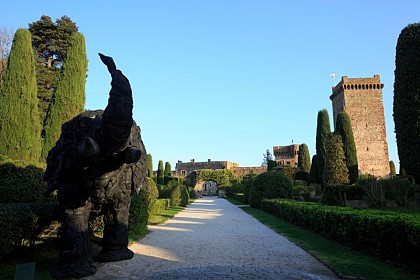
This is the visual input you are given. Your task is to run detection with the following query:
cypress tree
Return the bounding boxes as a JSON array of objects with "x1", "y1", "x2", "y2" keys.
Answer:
[
  {"x1": 146, "y1": 153, "x2": 153, "y2": 178},
  {"x1": 335, "y1": 111, "x2": 358, "y2": 184},
  {"x1": 157, "y1": 160, "x2": 164, "y2": 185},
  {"x1": 389, "y1": 161, "x2": 396, "y2": 177},
  {"x1": 393, "y1": 23, "x2": 420, "y2": 183},
  {"x1": 41, "y1": 32, "x2": 87, "y2": 159},
  {"x1": 308, "y1": 155, "x2": 320, "y2": 184},
  {"x1": 164, "y1": 161, "x2": 172, "y2": 176},
  {"x1": 316, "y1": 109, "x2": 331, "y2": 186},
  {"x1": 297, "y1": 143, "x2": 311, "y2": 173},
  {"x1": 0, "y1": 29, "x2": 42, "y2": 161},
  {"x1": 323, "y1": 133, "x2": 349, "y2": 188}
]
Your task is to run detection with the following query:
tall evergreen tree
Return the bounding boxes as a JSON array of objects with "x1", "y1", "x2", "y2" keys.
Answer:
[
  {"x1": 0, "y1": 29, "x2": 42, "y2": 161},
  {"x1": 335, "y1": 111, "x2": 358, "y2": 184},
  {"x1": 146, "y1": 153, "x2": 153, "y2": 178},
  {"x1": 308, "y1": 155, "x2": 320, "y2": 184},
  {"x1": 316, "y1": 109, "x2": 331, "y2": 186},
  {"x1": 297, "y1": 143, "x2": 311, "y2": 173},
  {"x1": 393, "y1": 23, "x2": 420, "y2": 183},
  {"x1": 28, "y1": 15, "x2": 78, "y2": 131},
  {"x1": 164, "y1": 161, "x2": 172, "y2": 177},
  {"x1": 323, "y1": 133, "x2": 349, "y2": 188},
  {"x1": 157, "y1": 160, "x2": 164, "y2": 185},
  {"x1": 41, "y1": 32, "x2": 87, "y2": 159}
]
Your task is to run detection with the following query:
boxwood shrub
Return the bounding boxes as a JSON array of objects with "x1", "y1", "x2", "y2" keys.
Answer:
[
  {"x1": 248, "y1": 171, "x2": 292, "y2": 208},
  {"x1": 261, "y1": 199, "x2": 420, "y2": 269}
]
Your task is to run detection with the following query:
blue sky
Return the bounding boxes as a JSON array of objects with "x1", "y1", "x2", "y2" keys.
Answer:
[{"x1": 1, "y1": 1, "x2": 419, "y2": 170}]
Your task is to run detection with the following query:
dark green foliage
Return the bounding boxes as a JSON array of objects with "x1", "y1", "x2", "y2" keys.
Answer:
[
  {"x1": 197, "y1": 169, "x2": 238, "y2": 187},
  {"x1": 0, "y1": 29, "x2": 42, "y2": 162},
  {"x1": 316, "y1": 109, "x2": 331, "y2": 186},
  {"x1": 298, "y1": 143, "x2": 311, "y2": 173},
  {"x1": 164, "y1": 161, "x2": 171, "y2": 176},
  {"x1": 308, "y1": 155, "x2": 320, "y2": 184},
  {"x1": 29, "y1": 16, "x2": 78, "y2": 129},
  {"x1": 157, "y1": 160, "x2": 164, "y2": 185},
  {"x1": 248, "y1": 171, "x2": 292, "y2": 208},
  {"x1": 242, "y1": 173, "x2": 257, "y2": 204},
  {"x1": 262, "y1": 149, "x2": 275, "y2": 171},
  {"x1": 41, "y1": 32, "x2": 87, "y2": 159},
  {"x1": 147, "y1": 177, "x2": 159, "y2": 201},
  {"x1": 128, "y1": 189, "x2": 149, "y2": 237},
  {"x1": 146, "y1": 154, "x2": 153, "y2": 178},
  {"x1": 149, "y1": 198, "x2": 170, "y2": 215},
  {"x1": 180, "y1": 185, "x2": 190, "y2": 206},
  {"x1": 159, "y1": 181, "x2": 185, "y2": 207},
  {"x1": 335, "y1": 111, "x2": 358, "y2": 184},
  {"x1": 0, "y1": 161, "x2": 46, "y2": 203},
  {"x1": 390, "y1": 161, "x2": 396, "y2": 177},
  {"x1": 323, "y1": 133, "x2": 349, "y2": 188},
  {"x1": 393, "y1": 23, "x2": 420, "y2": 183},
  {"x1": 260, "y1": 199, "x2": 420, "y2": 270},
  {"x1": 278, "y1": 166, "x2": 298, "y2": 181},
  {"x1": 294, "y1": 170, "x2": 309, "y2": 182},
  {"x1": 0, "y1": 156, "x2": 57, "y2": 258}
]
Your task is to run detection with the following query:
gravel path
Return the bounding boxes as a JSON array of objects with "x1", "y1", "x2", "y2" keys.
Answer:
[{"x1": 85, "y1": 197, "x2": 338, "y2": 279}]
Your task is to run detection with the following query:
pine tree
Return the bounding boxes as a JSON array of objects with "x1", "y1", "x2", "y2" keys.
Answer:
[
  {"x1": 164, "y1": 161, "x2": 172, "y2": 176},
  {"x1": 41, "y1": 32, "x2": 87, "y2": 159},
  {"x1": 393, "y1": 23, "x2": 420, "y2": 183},
  {"x1": 157, "y1": 160, "x2": 164, "y2": 185},
  {"x1": 335, "y1": 111, "x2": 358, "y2": 184},
  {"x1": 323, "y1": 133, "x2": 349, "y2": 188},
  {"x1": 297, "y1": 143, "x2": 311, "y2": 173},
  {"x1": 0, "y1": 29, "x2": 42, "y2": 161},
  {"x1": 28, "y1": 15, "x2": 78, "y2": 132},
  {"x1": 316, "y1": 109, "x2": 331, "y2": 186},
  {"x1": 146, "y1": 154, "x2": 153, "y2": 178}
]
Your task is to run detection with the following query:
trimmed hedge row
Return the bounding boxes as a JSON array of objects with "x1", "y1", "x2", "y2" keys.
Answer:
[
  {"x1": 261, "y1": 199, "x2": 420, "y2": 269},
  {"x1": 149, "y1": 199, "x2": 171, "y2": 215}
]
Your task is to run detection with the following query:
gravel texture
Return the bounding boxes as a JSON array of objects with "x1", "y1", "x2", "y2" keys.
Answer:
[{"x1": 85, "y1": 197, "x2": 338, "y2": 279}]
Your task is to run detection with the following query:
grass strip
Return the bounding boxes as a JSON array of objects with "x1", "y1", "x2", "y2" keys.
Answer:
[{"x1": 229, "y1": 199, "x2": 418, "y2": 280}]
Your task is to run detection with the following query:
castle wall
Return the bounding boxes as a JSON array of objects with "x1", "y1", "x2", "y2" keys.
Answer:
[
  {"x1": 330, "y1": 75, "x2": 390, "y2": 177},
  {"x1": 273, "y1": 144, "x2": 300, "y2": 167}
]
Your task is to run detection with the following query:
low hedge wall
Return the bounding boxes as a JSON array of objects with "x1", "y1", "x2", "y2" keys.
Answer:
[
  {"x1": 149, "y1": 199, "x2": 170, "y2": 215},
  {"x1": 261, "y1": 199, "x2": 420, "y2": 269}
]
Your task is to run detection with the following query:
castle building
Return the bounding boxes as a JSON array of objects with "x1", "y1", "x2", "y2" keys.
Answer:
[
  {"x1": 273, "y1": 144, "x2": 300, "y2": 167},
  {"x1": 175, "y1": 159, "x2": 266, "y2": 196},
  {"x1": 330, "y1": 75, "x2": 390, "y2": 177}
]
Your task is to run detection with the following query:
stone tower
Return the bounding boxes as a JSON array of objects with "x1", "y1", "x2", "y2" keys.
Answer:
[{"x1": 330, "y1": 75, "x2": 390, "y2": 177}]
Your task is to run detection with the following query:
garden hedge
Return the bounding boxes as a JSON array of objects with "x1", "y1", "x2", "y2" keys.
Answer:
[{"x1": 261, "y1": 199, "x2": 420, "y2": 269}]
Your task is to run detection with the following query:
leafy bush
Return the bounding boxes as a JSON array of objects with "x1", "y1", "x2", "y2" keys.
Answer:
[
  {"x1": 292, "y1": 185, "x2": 308, "y2": 196},
  {"x1": 160, "y1": 181, "x2": 184, "y2": 207},
  {"x1": 128, "y1": 189, "x2": 149, "y2": 237},
  {"x1": 261, "y1": 199, "x2": 420, "y2": 269},
  {"x1": 232, "y1": 193, "x2": 246, "y2": 203},
  {"x1": 248, "y1": 171, "x2": 292, "y2": 208},
  {"x1": 149, "y1": 199, "x2": 170, "y2": 215},
  {"x1": 180, "y1": 185, "x2": 190, "y2": 206},
  {"x1": 357, "y1": 174, "x2": 385, "y2": 207},
  {"x1": 382, "y1": 177, "x2": 416, "y2": 207},
  {"x1": 242, "y1": 174, "x2": 257, "y2": 204}
]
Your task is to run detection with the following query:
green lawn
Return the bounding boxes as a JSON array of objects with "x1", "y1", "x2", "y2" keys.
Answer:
[{"x1": 227, "y1": 198, "x2": 419, "y2": 280}]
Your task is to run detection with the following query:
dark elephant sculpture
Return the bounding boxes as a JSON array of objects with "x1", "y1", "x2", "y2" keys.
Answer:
[{"x1": 44, "y1": 53, "x2": 147, "y2": 279}]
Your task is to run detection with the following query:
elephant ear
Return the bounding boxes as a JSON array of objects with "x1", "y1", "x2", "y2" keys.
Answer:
[{"x1": 129, "y1": 122, "x2": 148, "y2": 195}]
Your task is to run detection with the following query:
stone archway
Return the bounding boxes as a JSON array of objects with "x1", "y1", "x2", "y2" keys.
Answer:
[{"x1": 194, "y1": 180, "x2": 218, "y2": 197}]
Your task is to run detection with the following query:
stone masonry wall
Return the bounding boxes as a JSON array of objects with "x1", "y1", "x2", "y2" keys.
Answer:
[{"x1": 330, "y1": 75, "x2": 390, "y2": 177}]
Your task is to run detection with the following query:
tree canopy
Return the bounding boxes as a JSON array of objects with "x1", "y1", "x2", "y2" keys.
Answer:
[
  {"x1": 197, "y1": 169, "x2": 238, "y2": 187},
  {"x1": 0, "y1": 29, "x2": 42, "y2": 161},
  {"x1": 316, "y1": 109, "x2": 331, "y2": 186},
  {"x1": 393, "y1": 23, "x2": 420, "y2": 183}
]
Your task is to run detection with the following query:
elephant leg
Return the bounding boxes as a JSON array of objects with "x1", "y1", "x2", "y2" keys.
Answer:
[
  {"x1": 52, "y1": 205, "x2": 96, "y2": 279},
  {"x1": 96, "y1": 194, "x2": 133, "y2": 262}
]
